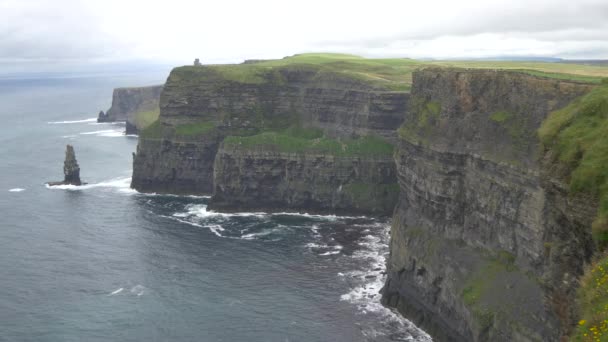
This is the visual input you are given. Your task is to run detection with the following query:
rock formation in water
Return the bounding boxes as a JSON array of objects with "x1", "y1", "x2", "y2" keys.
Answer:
[
  {"x1": 381, "y1": 68, "x2": 595, "y2": 341},
  {"x1": 98, "y1": 85, "x2": 163, "y2": 134},
  {"x1": 131, "y1": 64, "x2": 407, "y2": 215},
  {"x1": 47, "y1": 144, "x2": 83, "y2": 186},
  {"x1": 97, "y1": 110, "x2": 109, "y2": 122}
]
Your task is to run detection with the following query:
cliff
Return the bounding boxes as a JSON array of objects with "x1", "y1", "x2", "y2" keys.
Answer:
[
  {"x1": 98, "y1": 85, "x2": 163, "y2": 134},
  {"x1": 209, "y1": 134, "x2": 398, "y2": 216},
  {"x1": 131, "y1": 64, "x2": 408, "y2": 215},
  {"x1": 381, "y1": 69, "x2": 596, "y2": 341}
]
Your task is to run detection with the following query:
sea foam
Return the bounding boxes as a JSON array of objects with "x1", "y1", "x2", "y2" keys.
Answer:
[
  {"x1": 45, "y1": 177, "x2": 135, "y2": 193},
  {"x1": 47, "y1": 118, "x2": 97, "y2": 124}
]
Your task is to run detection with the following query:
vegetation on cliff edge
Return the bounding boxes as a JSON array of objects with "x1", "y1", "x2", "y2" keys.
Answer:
[
  {"x1": 223, "y1": 127, "x2": 394, "y2": 157},
  {"x1": 571, "y1": 254, "x2": 608, "y2": 341},
  {"x1": 171, "y1": 53, "x2": 608, "y2": 93},
  {"x1": 539, "y1": 84, "x2": 608, "y2": 341},
  {"x1": 132, "y1": 109, "x2": 160, "y2": 130},
  {"x1": 539, "y1": 84, "x2": 608, "y2": 248}
]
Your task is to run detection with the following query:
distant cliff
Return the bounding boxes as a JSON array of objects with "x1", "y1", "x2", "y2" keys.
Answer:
[
  {"x1": 381, "y1": 69, "x2": 595, "y2": 341},
  {"x1": 131, "y1": 64, "x2": 408, "y2": 215},
  {"x1": 98, "y1": 85, "x2": 163, "y2": 134}
]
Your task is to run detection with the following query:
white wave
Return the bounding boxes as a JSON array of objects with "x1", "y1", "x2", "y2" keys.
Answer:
[
  {"x1": 241, "y1": 228, "x2": 278, "y2": 240},
  {"x1": 130, "y1": 284, "x2": 146, "y2": 296},
  {"x1": 175, "y1": 204, "x2": 267, "y2": 219},
  {"x1": 339, "y1": 223, "x2": 432, "y2": 341},
  {"x1": 207, "y1": 224, "x2": 225, "y2": 237},
  {"x1": 8, "y1": 188, "x2": 25, "y2": 192},
  {"x1": 79, "y1": 129, "x2": 125, "y2": 137},
  {"x1": 61, "y1": 135, "x2": 77, "y2": 139},
  {"x1": 319, "y1": 250, "x2": 341, "y2": 256},
  {"x1": 172, "y1": 205, "x2": 369, "y2": 221},
  {"x1": 142, "y1": 193, "x2": 211, "y2": 199},
  {"x1": 161, "y1": 215, "x2": 228, "y2": 238},
  {"x1": 271, "y1": 211, "x2": 368, "y2": 220},
  {"x1": 46, "y1": 177, "x2": 135, "y2": 193},
  {"x1": 305, "y1": 242, "x2": 325, "y2": 248},
  {"x1": 108, "y1": 288, "x2": 124, "y2": 296},
  {"x1": 48, "y1": 118, "x2": 96, "y2": 124}
]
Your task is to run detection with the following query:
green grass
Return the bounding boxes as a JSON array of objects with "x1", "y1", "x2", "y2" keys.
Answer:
[
  {"x1": 490, "y1": 111, "x2": 511, "y2": 123},
  {"x1": 132, "y1": 109, "x2": 160, "y2": 130},
  {"x1": 174, "y1": 121, "x2": 216, "y2": 136},
  {"x1": 539, "y1": 84, "x2": 608, "y2": 248},
  {"x1": 427, "y1": 60, "x2": 608, "y2": 83},
  {"x1": 461, "y1": 251, "x2": 517, "y2": 306},
  {"x1": 398, "y1": 97, "x2": 441, "y2": 143},
  {"x1": 343, "y1": 182, "x2": 399, "y2": 210},
  {"x1": 170, "y1": 53, "x2": 608, "y2": 95},
  {"x1": 571, "y1": 254, "x2": 608, "y2": 341},
  {"x1": 139, "y1": 120, "x2": 217, "y2": 139},
  {"x1": 223, "y1": 128, "x2": 394, "y2": 157},
  {"x1": 539, "y1": 84, "x2": 608, "y2": 341},
  {"x1": 139, "y1": 120, "x2": 162, "y2": 139}
]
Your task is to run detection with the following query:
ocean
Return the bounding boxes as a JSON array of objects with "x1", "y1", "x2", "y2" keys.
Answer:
[{"x1": 0, "y1": 73, "x2": 430, "y2": 342}]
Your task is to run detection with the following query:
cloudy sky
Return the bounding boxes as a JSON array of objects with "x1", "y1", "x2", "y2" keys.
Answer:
[{"x1": 1, "y1": 0, "x2": 607, "y2": 72}]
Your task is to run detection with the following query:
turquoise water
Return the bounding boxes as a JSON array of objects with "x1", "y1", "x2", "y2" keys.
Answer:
[{"x1": 0, "y1": 74, "x2": 429, "y2": 342}]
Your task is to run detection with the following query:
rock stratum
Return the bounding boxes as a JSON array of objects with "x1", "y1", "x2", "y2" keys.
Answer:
[
  {"x1": 381, "y1": 69, "x2": 597, "y2": 341},
  {"x1": 132, "y1": 64, "x2": 408, "y2": 215},
  {"x1": 98, "y1": 85, "x2": 163, "y2": 134}
]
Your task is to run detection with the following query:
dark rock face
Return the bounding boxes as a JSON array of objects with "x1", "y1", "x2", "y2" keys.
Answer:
[
  {"x1": 47, "y1": 144, "x2": 82, "y2": 186},
  {"x1": 210, "y1": 145, "x2": 398, "y2": 216},
  {"x1": 132, "y1": 66, "x2": 408, "y2": 214},
  {"x1": 381, "y1": 69, "x2": 595, "y2": 341},
  {"x1": 100, "y1": 85, "x2": 163, "y2": 131},
  {"x1": 97, "y1": 110, "x2": 109, "y2": 122}
]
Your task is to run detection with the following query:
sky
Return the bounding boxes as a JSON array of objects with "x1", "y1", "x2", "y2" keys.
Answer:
[{"x1": 1, "y1": 0, "x2": 607, "y2": 73}]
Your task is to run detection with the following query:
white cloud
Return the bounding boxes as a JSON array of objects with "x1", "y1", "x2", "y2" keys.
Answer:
[{"x1": 1, "y1": 0, "x2": 607, "y2": 71}]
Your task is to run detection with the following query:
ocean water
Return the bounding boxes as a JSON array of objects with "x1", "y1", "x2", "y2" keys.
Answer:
[{"x1": 0, "y1": 74, "x2": 430, "y2": 342}]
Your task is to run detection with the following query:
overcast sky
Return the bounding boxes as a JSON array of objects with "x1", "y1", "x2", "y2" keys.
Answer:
[{"x1": 1, "y1": 0, "x2": 607, "y2": 72}]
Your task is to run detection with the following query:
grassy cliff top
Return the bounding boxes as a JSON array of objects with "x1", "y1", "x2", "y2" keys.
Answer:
[{"x1": 170, "y1": 53, "x2": 608, "y2": 91}]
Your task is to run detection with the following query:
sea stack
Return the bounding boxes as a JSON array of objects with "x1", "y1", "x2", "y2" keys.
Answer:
[
  {"x1": 97, "y1": 110, "x2": 109, "y2": 122},
  {"x1": 47, "y1": 145, "x2": 82, "y2": 186}
]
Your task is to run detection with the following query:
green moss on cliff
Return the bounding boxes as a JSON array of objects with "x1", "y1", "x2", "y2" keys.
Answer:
[
  {"x1": 224, "y1": 130, "x2": 393, "y2": 157},
  {"x1": 539, "y1": 84, "x2": 608, "y2": 248},
  {"x1": 132, "y1": 109, "x2": 160, "y2": 130},
  {"x1": 139, "y1": 120, "x2": 217, "y2": 139},
  {"x1": 539, "y1": 85, "x2": 608, "y2": 341},
  {"x1": 343, "y1": 182, "x2": 399, "y2": 211},
  {"x1": 571, "y1": 254, "x2": 608, "y2": 341},
  {"x1": 175, "y1": 121, "x2": 216, "y2": 136},
  {"x1": 490, "y1": 110, "x2": 532, "y2": 152},
  {"x1": 398, "y1": 97, "x2": 441, "y2": 143},
  {"x1": 139, "y1": 120, "x2": 162, "y2": 139},
  {"x1": 490, "y1": 111, "x2": 511, "y2": 123},
  {"x1": 460, "y1": 251, "x2": 518, "y2": 333}
]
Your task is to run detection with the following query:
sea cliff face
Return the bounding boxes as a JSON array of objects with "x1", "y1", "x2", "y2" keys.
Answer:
[
  {"x1": 131, "y1": 65, "x2": 408, "y2": 214},
  {"x1": 210, "y1": 144, "x2": 398, "y2": 215},
  {"x1": 381, "y1": 69, "x2": 596, "y2": 341},
  {"x1": 99, "y1": 85, "x2": 163, "y2": 134}
]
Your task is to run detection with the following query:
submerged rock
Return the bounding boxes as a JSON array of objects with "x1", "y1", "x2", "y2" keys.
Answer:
[{"x1": 47, "y1": 145, "x2": 84, "y2": 186}]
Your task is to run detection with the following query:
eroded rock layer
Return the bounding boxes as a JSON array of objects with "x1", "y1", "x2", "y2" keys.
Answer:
[{"x1": 381, "y1": 69, "x2": 596, "y2": 341}]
